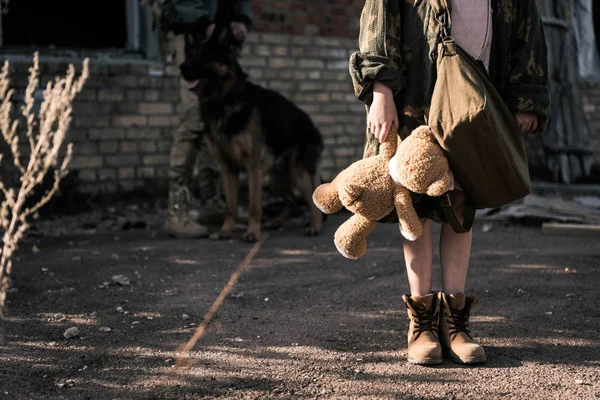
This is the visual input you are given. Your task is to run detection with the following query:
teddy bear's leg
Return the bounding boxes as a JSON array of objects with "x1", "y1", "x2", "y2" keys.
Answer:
[
  {"x1": 394, "y1": 188, "x2": 423, "y2": 241},
  {"x1": 334, "y1": 214, "x2": 377, "y2": 260},
  {"x1": 312, "y1": 175, "x2": 344, "y2": 214}
]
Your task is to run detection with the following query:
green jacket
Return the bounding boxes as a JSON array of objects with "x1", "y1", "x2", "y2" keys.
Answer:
[
  {"x1": 159, "y1": 0, "x2": 253, "y2": 35},
  {"x1": 349, "y1": 0, "x2": 551, "y2": 158}
]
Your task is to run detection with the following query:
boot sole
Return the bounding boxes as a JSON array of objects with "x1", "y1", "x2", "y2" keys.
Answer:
[
  {"x1": 448, "y1": 354, "x2": 487, "y2": 364},
  {"x1": 445, "y1": 347, "x2": 487, "y2": 364},
  {"x1": 165, "y1": 230, "x2": 210, "y2": 239},
  {"x1": 407, "y1": 357, "x2": 444, "y2": 365}
]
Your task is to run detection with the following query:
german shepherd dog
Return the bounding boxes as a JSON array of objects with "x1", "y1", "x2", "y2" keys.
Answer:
[{"x1": 179, "y1": 27, "x2": 325, "y2": 243}]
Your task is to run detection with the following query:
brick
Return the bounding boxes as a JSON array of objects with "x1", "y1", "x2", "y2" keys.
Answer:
[
  {"x1": 98, "y1": 168, "x2": 117, "y2": 181},
  {"x1": 109, "y1": 65, "x2": 129, "y2": 75},
  {"x1": 118, "y1": 167, "x2": 135, "y2": 179},
  {"x1": 138, "y1": 141, "x2": 157, "y2": 153},
  {"x1": 291, "y1": 47, "x2": 306, "y2": 57},
  {"x1": 293, "y1": 71, "x2": 307, "y2": 80},
  {"x1": 162, "y1": 90, "x2": 181, "y2": 102},
  {"x1": 142, "y1": 154, "x2": 170, "y2": 165},
  {"x1": 145, "y1": 90, "x2": 161, "y2": 101},
  {"x1": 120, "y1": 141, "x2": 138, "y2": 153},
  {"x1": 73, "y1": 116, "x2": 110, "y2": 128},
  {"x1": 269, "y1": 58, "x2": 296, "y2": 68},
  {"x1": 255, "y1": 45, "x2": 271, "y2": 56},
  {"x1": 127, "y1": 128, "x2": 161, "y2": 140},
  {"x1": 241, "y1": 57, "x2": 267, "y2": 67},
  {"x1": 74, "y1": 142, "x2": 98, "y2": 155},
  {"x1": 105, "y1": 154, "x2": 141, "y2": 166},
  {"x1": 273, "y1": 46, "x2": 288, "y2": 56},
  {"x1": 321, "y1": 48, "x2": 347, "y2": 58},
  {"x1": 77, "y1": 169, "x2": 97, "y2": 182},
  {"x1": 308, "y1": 71, "x2": 322, "y2": 79},
  {"x1": 126, "y1": 89, "x2": 145, "y2": 101},
  {"x1": 270, "y1": 81, "x2": 295, "y2": 91},
  {"x1": 70, "y1": 155, "x2": 103, "y2": 169},
  {"x1": 327, "y1": 60, "x2": 349, "y2": 70},
  {"x1": 117, "y1": 102, "x2": 139, "y2": 114},
  {"x1": 299, "y1": 82, "x2": 320, "y2": 92},
  {"x1": 148, "y1": 116, "x2": 178, "y2": 127},
  {"x1": 157, "y1": 140, "x2": 172, "y2": 152},
  {"x1": 129, "y1": 64, "x2": 149, "y2": 75},
  {"x1": 98, "y1": 88, "x2": 125, "y2": 102},
  {"x1": 292, "y1": 36, "x2": 311, "y2": 45},
  {"x1": 312, "y1": 114, "x2": 336, "y2": 124},
  {"x1": 99, "y1": 141, "x2": 119, "y2": 154},
  {"x1": 89, "y1": 128, "x2": 126, "y2": 140},
  {"x1": 261, "y1": 33, "x2": 290, "y2": 44},
  {"x1": 112, "y1": 115, "x2": 147, "y2": 127},
  {"x1": 299, "y1": 59, "x2": 324, "y2": 69},
  {"x1": 139, "y1": 102, "x2": 174, "y2": 114},
  {"x1": 136, "y1": 166, "x2": 155, "y2": 178},
  {"x1": 315, "y1": 37, "x2": 342, "y2": 47}
]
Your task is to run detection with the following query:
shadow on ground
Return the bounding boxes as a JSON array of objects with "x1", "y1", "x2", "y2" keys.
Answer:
[{"x1": 1, "y1": 214, "x2": 599, "y2": 399}]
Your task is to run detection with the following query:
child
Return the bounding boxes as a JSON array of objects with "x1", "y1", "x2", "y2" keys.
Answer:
[{"x1": 349, "y1": 0, "x2": 550, "y2": 365}]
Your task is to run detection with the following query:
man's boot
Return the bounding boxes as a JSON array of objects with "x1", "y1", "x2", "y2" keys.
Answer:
[
  {"x1": 165, "y1": 182, "x2": 210, "y2": 239},
  {"x1": 439, "y1": 293, "x2": 487, "y2": 364},
  {"x1": 402, "y1": 292, "x2": 443, "y2": 365},
  {"x1": 190, "y1": 167, "x2": 224, "y2": 224}
]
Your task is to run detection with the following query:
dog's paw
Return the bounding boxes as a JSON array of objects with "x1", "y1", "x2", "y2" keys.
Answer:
[
  {"x1": 241, "y1": 231, "x2": 259, "y2": 243},
  {"x1": 305, "y1": 227, "x2": 321, "y2": 237},
  {"x1": 210, "y1": 231, "x2": 233, "y2": 240}
]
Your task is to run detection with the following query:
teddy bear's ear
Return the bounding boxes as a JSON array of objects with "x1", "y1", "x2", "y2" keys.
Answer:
[{"x1": 425, "y1": 174, "x2": 452, "y2": 197}]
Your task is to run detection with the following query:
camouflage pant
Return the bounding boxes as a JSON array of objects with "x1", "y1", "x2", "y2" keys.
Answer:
[{"x1": 169, "y1": 35, "x2": 218, "y2": 185}]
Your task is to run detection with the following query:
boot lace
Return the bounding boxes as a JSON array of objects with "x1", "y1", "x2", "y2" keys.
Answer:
[
  {"x1": 446, "y1": 305, "x2": 473, "y2": 340},
  {"x1": 410, "y1": 308, "x2": 439, "y2": 340},
  {"x1": 173, "y1": 185, "x2": 196, "y2": 210}
]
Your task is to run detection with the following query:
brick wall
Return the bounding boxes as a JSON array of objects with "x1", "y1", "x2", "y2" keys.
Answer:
[
  {"x1": 3, "y1": 34, "x2": 600, "y2": 197},
  {"x1": 582, "y1": 80, "x2": 600, "y2": 163},
  {"x1": 2, "y1": 31, "x2": 365, "y2": 195},
  {"x1": 249, "y1": 0, "x2": 364, "y2": 37}
]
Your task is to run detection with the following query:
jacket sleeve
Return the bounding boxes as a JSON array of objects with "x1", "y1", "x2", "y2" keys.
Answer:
[
  {"x1": 348, "y1": 0, "x2": 406, "y2": 105},
  {"x1": 233, "y1": 0, "x2": 253, "y2": 29},
  {"x1": 501, "y1": 0, "x2": 551, "y2": 132},
  {"x1": 167, "y1": 0, "x2": 216, "y2": 34}
]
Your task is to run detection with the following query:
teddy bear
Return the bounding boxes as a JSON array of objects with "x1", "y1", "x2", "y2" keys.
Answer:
[{"x1": 312, "y1": 125, "x2": 452, "y2": 260}]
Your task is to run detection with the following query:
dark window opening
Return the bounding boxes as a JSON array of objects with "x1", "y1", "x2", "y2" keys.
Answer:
[{"x1": 2, "y1": 0, "x2": 127, "y2": 49}]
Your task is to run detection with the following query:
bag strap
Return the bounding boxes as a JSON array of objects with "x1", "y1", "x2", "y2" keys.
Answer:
[
  {"x1": 438, "y1": 194, "x2": 476, "y2": 233},
  {"x1": 430, "y1": 0, "x2": 452, "y2": 42}
]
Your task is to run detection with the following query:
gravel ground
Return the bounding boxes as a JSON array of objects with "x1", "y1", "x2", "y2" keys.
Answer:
[{"x1": 0, "y1": 210, "x2": 599, "y2": 399}]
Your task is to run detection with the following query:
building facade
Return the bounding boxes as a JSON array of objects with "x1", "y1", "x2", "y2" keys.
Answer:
[{"x1": 0, "y1": 0, "x2": 599, "y2": 197}]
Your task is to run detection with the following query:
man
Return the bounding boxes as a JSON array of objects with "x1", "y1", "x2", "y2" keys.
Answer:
[{"x1": 151, "y1": 0, "x2": 252, "y2": 238}]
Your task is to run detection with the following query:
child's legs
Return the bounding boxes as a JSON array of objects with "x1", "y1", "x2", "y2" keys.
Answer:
[
  {"x1": 440, "y1": 190, "x2": 472, "y2": 294},
  {"x1": 403, "y1": 219, "x2": 434, "y2": 296}
]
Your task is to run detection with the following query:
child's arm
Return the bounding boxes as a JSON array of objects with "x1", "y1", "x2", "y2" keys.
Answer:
[
  {"x1": 502, "y1": 0, "x2": 551, "y2": 133},
  {"x1": 349, "y1": 0, "x2": 406, "y2": 106},
  {"x1": 349, "y1": 0, "x2": 405, "y2": 142}
]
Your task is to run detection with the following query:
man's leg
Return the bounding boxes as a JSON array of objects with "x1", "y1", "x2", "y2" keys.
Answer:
[{"x1": 164, "y1": 35, "x2": 209, "y2": 238}]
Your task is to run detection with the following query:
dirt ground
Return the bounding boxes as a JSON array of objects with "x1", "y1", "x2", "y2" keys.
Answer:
[{"x1": 1, "y1": 207, "x2": 599, "y2": 399}]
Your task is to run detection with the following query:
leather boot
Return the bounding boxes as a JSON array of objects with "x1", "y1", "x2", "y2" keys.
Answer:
[
  {"x1": 439, "y1": 293, "x2": 487, "y2": 364},
  {"x1": 402, "y1": 292, "x2": 443, "y2": 365},
  {"x1": 164, "y1": 182, "x2": 210, "y2": 239}
]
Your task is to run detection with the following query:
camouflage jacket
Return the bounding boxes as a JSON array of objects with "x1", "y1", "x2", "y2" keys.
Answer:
[
  {"x1": 349, "y1": 0, "x2": 551, "y2": 158},
  {"x1": 152, "y1": 0, "x2": 253, "y2": 35}
]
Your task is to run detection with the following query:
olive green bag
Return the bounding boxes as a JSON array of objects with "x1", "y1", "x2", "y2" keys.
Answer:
[{"x1": 427, "y1": 0, "x2": 532, "y2": 215}]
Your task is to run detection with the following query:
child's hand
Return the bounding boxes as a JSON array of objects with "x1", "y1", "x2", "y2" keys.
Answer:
[
  {"x1": 514, "y1": 112, "x2": 538, "y2": 133},
  {"x1": 368, "y1": 81, "x2": 398, "y2": 143}
]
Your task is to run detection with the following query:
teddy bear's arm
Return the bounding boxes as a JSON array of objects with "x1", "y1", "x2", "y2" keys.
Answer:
[{"x1": 393, "y1": 187, "x2": 423, "y2": 241}]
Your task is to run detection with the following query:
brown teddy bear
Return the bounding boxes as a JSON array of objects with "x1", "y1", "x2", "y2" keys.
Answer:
[{"x1": 312, "y1": 125, "x2": 452, "y2": 260}]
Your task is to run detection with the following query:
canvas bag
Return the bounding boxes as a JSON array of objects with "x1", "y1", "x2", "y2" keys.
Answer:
[{"x1": 427, "y1": 0, "x2": 532, "y2": 212}]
